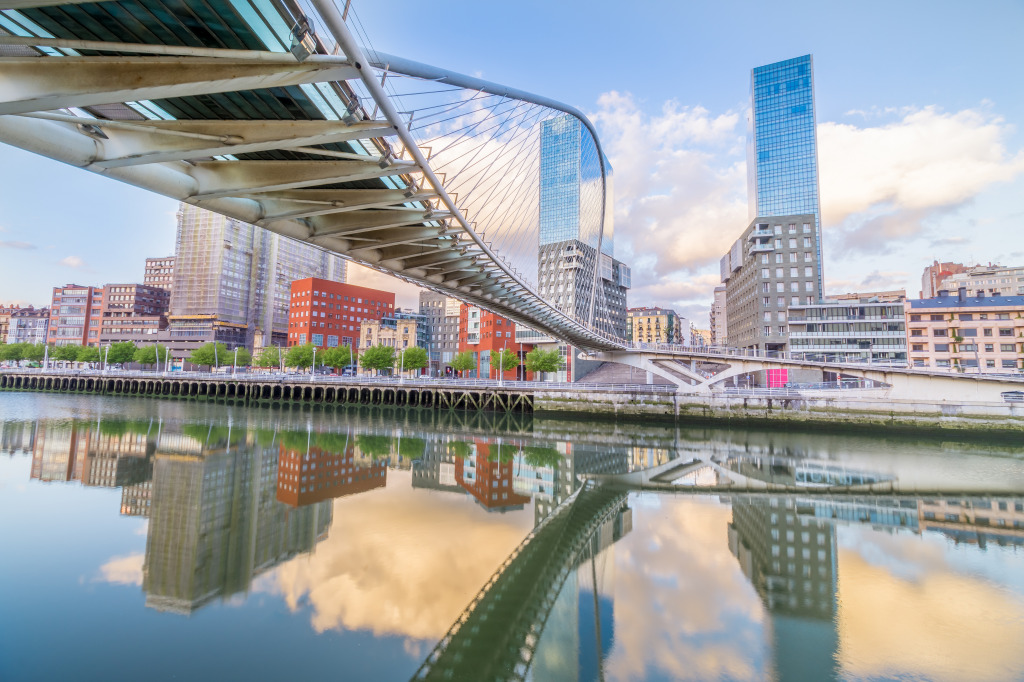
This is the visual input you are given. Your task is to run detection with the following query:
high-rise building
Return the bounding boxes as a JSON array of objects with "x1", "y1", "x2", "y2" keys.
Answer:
[
  {"x1": 539, "y1": 115, "x2": 630, "y2": 339},
  {"x1": 167, "y1": 203, "x2": 346, "y2": 355},
  {"x1": 419, "y1": 290, "x2": 461, "y2": 375},
  {"x1": 626, "y1": 307, "x2": 686, "y2": 345},
  {"x1": 788, "y1": 290, "x2": 907, "y2": 363},
  {"x1": 144, "y1": 256, "x2": 176, "y2": 291},
  {"x1": 711, "y1": 286, "x2": 727, "y2": 346},
  {"x1": 6, "y1": 307, "x2": 49, "y2": 345},
  {"x1": 98, "y1": 283, "x2": 170, "y2": 345},
  {"x1": 721, "y1": 215, "x2": 821, "y2": 351},
  {"x1": 47, "y1": 284, "x2": 103, "y2": 347},
  {"x1": 287, "y1": 277, "x2": 393, "y2": 350},
  {"x1": 747, "y1": 55, "x2": 823, "y2": 294}
]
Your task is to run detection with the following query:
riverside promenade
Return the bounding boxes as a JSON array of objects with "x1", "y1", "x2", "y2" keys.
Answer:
[{"x1": 2, "y1": 369, "x2": 1022, "y2": 435}]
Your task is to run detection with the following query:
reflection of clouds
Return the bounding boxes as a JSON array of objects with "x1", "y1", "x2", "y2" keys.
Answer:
[
  {"x1": 98, "y1": 553, "x2": 144, "y2": 586},
  {"x1": 838, "y1": 524, "x2": 949, "y2": 582},
  {"x1": 263, "y1": 470, "x2": 531, "y2": 639},
  {"x1": 838, "y1": 540, "x2": 1024, "y2": 681},
  {"x1": 604, "y1": 497, "x2": 769, "y2": 682}
]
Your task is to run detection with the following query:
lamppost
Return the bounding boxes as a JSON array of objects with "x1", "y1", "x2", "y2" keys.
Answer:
[
  {"x1": 278, "y1": 345, "x2": 283, "y2": 374},
  {"x1": 213, "y1": 342, "x2": 218, "y2": 373},
  {"x1": 311, "y1": 345, "x2": 317, "y2": 382},
  {"x1": 103, "y1": 344, "x2": 110, "y2": 373},
  {"x1": 233, "y1": 347, "x2": 238, "y2": 376},
  {"x1": 498, "y1": 341, "x2": 507, "y2": 387},
  {"x1": 43, "y1": 344, "x2": 49, "y2": 371},
  {"x1": 400, "y1": 346, "x2": 405, "y2": 384}
]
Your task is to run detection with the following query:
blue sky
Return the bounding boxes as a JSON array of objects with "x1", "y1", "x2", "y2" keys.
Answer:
[{"x1": 2, "y1": 0, "x2": 1023, "y2": 325}]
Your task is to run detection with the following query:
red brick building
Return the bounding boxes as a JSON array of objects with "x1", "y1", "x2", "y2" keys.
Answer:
[
  {"x1": 275, "y1": 441, "x2": 387, "y2": 507},
  {"x1": 457, "y1": 304, "x2": 533, "y2": 380},
  {"x1": 287, "y1": 278, "x2": 395, "y2": 349},
  {"x1": 47, "y1": 284, "x2": 104, "y2": 347},
  {"x1": 454, "y1": 440, "x2": 531, "y2": 512}
]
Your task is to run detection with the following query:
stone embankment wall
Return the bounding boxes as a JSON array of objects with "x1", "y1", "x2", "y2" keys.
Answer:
[{"x1": 533, "y1": 390, "x2": 1024, "y2": 435}]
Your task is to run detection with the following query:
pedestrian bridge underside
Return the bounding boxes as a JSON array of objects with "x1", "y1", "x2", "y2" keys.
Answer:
[{"x1": 592, "y1": 347, "x2": 1024, "y2": 402}]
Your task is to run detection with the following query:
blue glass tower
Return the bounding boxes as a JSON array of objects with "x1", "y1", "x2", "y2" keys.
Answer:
[{"x1": 747, "y1": 55, "x2": 823, "y2": 293}]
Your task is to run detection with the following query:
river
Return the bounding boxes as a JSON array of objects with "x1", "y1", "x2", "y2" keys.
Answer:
[{"x1": 1, "y1": 391, "x2": 1023, "y2": 681}]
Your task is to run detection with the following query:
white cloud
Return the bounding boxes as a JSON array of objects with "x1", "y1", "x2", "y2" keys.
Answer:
[
  {"x1": 59, "y1": 255, "x2": 86, "y2": 268},
  {"x1": 0, "y1": 240, "x2": 35, "y2": 249},
  {"x1": 98, "y1": 553, "x2": 144, "y2": 586},
  {"x1": 819, "y1": 106, "x2": 1024, "y2": 250},
  {"x1": 346, "y1": 262, "x2": 421, "y2": 310}
]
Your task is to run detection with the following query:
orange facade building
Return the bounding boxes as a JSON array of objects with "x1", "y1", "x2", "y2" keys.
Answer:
[
  {"x1": 454, "y1": 440, "x2": 531, "y2": 512},
  {"x1": 276, "y1": 441, "x2": 387, "y2": 508},
  {"x1": 457, "y1": 304, "x2": 533, "y2": 380},
  {"x1": 287, "y1": 277, "x2": 395, "y2": 350}
]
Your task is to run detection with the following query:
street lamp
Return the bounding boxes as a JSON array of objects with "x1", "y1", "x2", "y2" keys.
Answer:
[
  {"x1": 103, "y1": 344, "x2": 110, "y2": 373},
  {"x1": 400, "y1": 346, "x2": 405, "y2": 384},
  {"x1": 498, "y1": 341, "x2": 507, "y2": 387},
  {"x1": 278, "y1": 345, "x2": 283, "y2": 374},
  {"x1": 311, "y1": 345, "x2": 317, "y2": 382},
  {"x1": 213, "y1": 342, "x2": 218, "y2": 372}
]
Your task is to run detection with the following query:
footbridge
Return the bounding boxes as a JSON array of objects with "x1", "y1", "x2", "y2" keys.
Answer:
[
  {"x1": 411, "y1": 483, "x2": 629, "y2": 682},
  {"x1": 593, "y1": 344, "x2": 1024, "y2": 401},
  {"x1": 0, "y1": 0, "x2": 623, "y2": 350}
]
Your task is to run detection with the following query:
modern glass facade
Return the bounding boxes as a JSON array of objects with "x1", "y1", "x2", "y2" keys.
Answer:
[
  {"x1": 747, "y1": 55, "x2": 823, "y2": 294},
  {"x1": 538, "y1": 115, "x2": 629, "y2": 341}
]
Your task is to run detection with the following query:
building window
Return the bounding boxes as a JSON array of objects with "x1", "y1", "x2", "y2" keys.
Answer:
[{"x1": 934, "y1": 329, "x2": 947, "y2": 337}]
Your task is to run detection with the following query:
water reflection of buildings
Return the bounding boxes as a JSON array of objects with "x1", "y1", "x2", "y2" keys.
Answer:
[
  {"x1": 276, "y1": 435, "x2": 386, "y2": 507},
  {"x1": 143, "y1": 430, "x2": 332, "y2": 615},
  {"x1": 729, "y1": 497, "x2": 838, "y2": 681},
  {"x1": 455, "y1": 440, "x2": 531, "y2": 513},
  {"x1": 30, "y1": 422, "x2": 153, "y2": 487},
  {"x1": 1, "y1": 419, "x2": 37, "y2": 455},
  {"x1": 919, "y1": 498, "x2": 1024, "y2": 548}
]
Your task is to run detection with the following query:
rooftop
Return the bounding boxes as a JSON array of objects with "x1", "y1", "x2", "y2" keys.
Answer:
[{"x1": 909, "y1": 293, "x2": 1024, "y2": 309}]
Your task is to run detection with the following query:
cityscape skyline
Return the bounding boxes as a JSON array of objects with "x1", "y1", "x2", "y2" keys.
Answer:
[{"x1": 1, "y1": 1, "x2": 1022, "y2": 327}]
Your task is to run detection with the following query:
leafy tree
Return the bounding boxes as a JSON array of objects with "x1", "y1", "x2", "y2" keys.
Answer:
[
  {"x1": 321, "y1": 345, "x2": 353, "y2": 370},
  {"x1": 356, "y1": 434, "x2": 393, "y2": 458},
  {"x1": 256, "y1": 345, "x2": 283, "y2": 369},
  {"x1": 285, "y1": 343, "x2": 315, "y2": 369},
  {"x1": 0, "y1": 343, "x2": 28, "y2": 362},
  {"x1": 397, "y1": 346, "x2": 428, "y2": 375},
  {"x1": 189, "y1": 342, "x2": 228, "y2": 368},
  {"x1": 107, "y1": 341, "x2": 138, "y2": 365},
  {"x1": 53, "y1": 344, "x2": 82, "y2": 363},
  {"x1": 134, "y1": 343, "x2": 168, "y2": 368},
  {"x1": 76, "y1": 346, "x2": 100, "y2": 364},
  {"x1": 525, "y1": 348, "x2": 564, "y2": 377},
  {"x1": 232, "y1": 347, "x2": 252, "y2": 367},
  {"x1": 447, "y1": 441, "x2": 472, "y2": 458},
  {"x1": 486, "y1": 442, "x2": 516, "y2": 463},
  {"x1": 523, "y1": 446, "x2": 561, "y2": 468},
  {"x1": 398, "y1": 436, "x2": 426, "y2": 460},
  {"x1": 23, "y1": 343, "x2": 46, "y2": 363},
  {"x1": 450, "y1": 351, "x2": 477, "y2": 374},
  {"x1": 361, "y1": 344, "x2": 396, "y2": 373},
  {"x1": 492, "y1": 348, "x2": 520, "y2": 377}
]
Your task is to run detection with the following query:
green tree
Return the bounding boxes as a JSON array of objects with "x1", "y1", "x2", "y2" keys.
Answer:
[
  {"x1": 450, "y1": 350, "x2": 477, "y2": 375},
  {"x1": 106, "y1": 341, "x2": 138, "y2": 365},
  {"x1": 525, "y1": 348, "x2": 564, "y2": 378},
  {"x1": 361, "y1": 344, "x2": 396, "y2": 373},
  {"x1": 76, "y1": 346, "x2": 100, "y2": 364},
  {"x1": 398, "y1": 436, "x2": 426, "y2": 461},
  {"x1": 447, "y1": 441, "x2": 472, "y2": 458},
  {"x1": 256, "y1": 345, "x2": 283, "y2": 369},
  {"x1": 285, "y1": 343, "x2": 315, "y2": 370},
  {"x1": 134, "y1": 343, "x2": 167, "y2": 368},
  {"x1": 397, "y1": 346, "x2": 428, "y2": 375},
  {"x1": 523, "y1": 446, "x2": 561, "y2": 468},
  {"x1": 189, "y1": 342, "x2": 228, "y2": 368},
  {"x1": 53, "y1": 344, "x2": 82, "y2": 363},
  {"x1": 0, "y1": 342, "x2": 28, "y2": 362},
  {"x1": 24, "y1": 343, "x2": 46, "y2": 363},
  {"x1": 356, "y1": 434, "x2": 393, "y2": 458},
  {"x1": 492, "y1": 348, "x2": 520, "y2": 377},
  {"x1": 321, "y1": 345, "x2": 353, "y2": 370},
  {"x1": 233, "y1": 347, "x2": 252, "y2": 367}
]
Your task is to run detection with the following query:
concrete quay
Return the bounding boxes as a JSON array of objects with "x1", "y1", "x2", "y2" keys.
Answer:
[{"x1": 2, "y1": 370, "x2": 1022, "y2": 435}]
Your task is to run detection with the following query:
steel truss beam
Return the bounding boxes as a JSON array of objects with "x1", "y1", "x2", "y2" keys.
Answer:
[
  {"x1": 189, "y1": 159, "x2": 419, "y2": 199},
  {"x1": 0, "y1": 56, "x2": 359, "y2": 116}
]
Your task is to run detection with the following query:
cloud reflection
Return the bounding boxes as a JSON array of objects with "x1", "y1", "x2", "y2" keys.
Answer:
[
  {"x1": 262, "y1": 470, "x2": 532, "y2": 639},
  {"x1": 99, "y1": 553, "x2": 144, "y2": 586}
]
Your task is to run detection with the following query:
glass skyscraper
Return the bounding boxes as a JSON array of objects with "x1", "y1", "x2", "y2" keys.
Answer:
[
  {"x1": 747, "y1": 55, "x2": 823, "y2": 293},
  {"x1": 538, "y1": 115, "x2": 629, "y2": 340}
]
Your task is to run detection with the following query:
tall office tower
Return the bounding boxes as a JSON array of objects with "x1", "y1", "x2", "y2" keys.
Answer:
[
  {"x1": 538, "y1": 115, "x2": 631, "y2": 339},
  {"x1": 747, "y1": 55, "x2": 824, "y2": 295},
  {"x1": 168, "y1": 203, "x2": 346, "y2": 353}
]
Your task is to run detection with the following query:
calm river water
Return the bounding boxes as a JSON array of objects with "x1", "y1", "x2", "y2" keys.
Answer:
[{"x1": 1, "y1": 391, "x2": 1023, "y2": 681}]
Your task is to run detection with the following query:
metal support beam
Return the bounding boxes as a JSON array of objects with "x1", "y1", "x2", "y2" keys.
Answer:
[
  {"x1": 0, "y1": 56, "x2": 359, "y2": 115},
  {"x1": 189, "y1": 159, "x2": 419, "y2": 198}
]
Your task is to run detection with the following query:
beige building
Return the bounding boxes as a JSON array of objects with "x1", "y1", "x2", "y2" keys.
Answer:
[
  {"x1": 627, "y1": 307, "x2": 686, "y2": 345},
  {"x1": 359, "y1": 317, "x2": 419, "y2": 350},
  {"x1": 711, "y1": 285, "x2": 727, "y2": 345},
  {"x1": 905, "y1": 289, "x2": 1024, "y2": 373},
  {"x1": 936, "y1": 263, "x2": 1024, "y2": 298}
]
